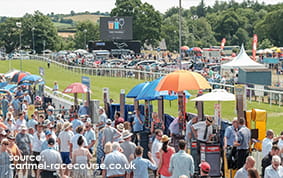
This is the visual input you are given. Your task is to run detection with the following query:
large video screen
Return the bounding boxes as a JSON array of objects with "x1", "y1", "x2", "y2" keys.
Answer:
[{"x1": 100, "y1": 17, "x2": 133, "y2": 41}]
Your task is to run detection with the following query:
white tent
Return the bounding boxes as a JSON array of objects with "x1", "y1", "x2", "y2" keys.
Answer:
[{"x1": 221, "y1": 45, "x2": 266, "y2": 69}]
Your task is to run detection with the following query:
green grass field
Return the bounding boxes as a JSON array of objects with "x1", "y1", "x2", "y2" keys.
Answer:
[{"x1": 1, "y1": 60, "x2": 282, "y2": 134}]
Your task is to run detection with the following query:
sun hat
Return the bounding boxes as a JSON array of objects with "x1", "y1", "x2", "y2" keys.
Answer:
[
  {"x1": 199, "y1": 161, "x2": 211, "y2": 173},
  {"x1": 63, "y1": 122, "x2": 72, "y2": 130},
  {"x1": 161, "y1": 135, "x2": 170, "y2": 143},
  {"x1": 206, "y1": 117, "x2": 213, "y2": 123},
  {"x1": 20, "y1": 125, "x2": 28, "y2": 131},
  {"x1": 122, "y1": 130, "x2": 133, "y2": 140},
  {"x1": 117, "y1": 123, "x2": 124, "y2": 132},
  {"x1": 43, "y1": 120, "x2": 51, "y2": 127}
]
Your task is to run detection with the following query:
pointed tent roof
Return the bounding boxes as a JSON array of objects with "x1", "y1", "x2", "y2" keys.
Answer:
[{"x1": 221, "y1": 44, "x2": 266, "y2": 69}]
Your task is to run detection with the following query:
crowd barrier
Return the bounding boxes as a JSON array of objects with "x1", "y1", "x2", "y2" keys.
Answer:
[{"x1": 26, "y1": 55, "x2": 283, "y2": 107}]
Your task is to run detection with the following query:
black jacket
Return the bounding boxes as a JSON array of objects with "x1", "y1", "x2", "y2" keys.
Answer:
[{"x1": 261, "y1": 153, "x2": 272, "y2": 177}]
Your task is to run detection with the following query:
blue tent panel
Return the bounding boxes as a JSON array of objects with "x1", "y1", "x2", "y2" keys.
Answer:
[
  {"x1": 126, "y1": 82, "x2": 150, "y2": 98},
  {"x1": 0, "y1": 82, "x2": 8, "y2": 89},
  {"x1": 135, "y1": 77, "x2": 191, "y2": 101}
]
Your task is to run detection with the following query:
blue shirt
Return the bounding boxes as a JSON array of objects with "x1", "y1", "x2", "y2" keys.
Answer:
[
  {"x1": 47, "y1": 115, "x2": 55, "y2": 122},
  {"x1": 234, "y1": 167, "x2": 248, "y2": 178},
  {"x1": 12, "y1": 99, "x2": 20, "y2": 110},
  {"x1": 169, "y1": 118, "x2": 180, "y2": 135},
  {"x1": 264, "y1": 164, "x2": 283, "y2": 178},
  {"x1": 133, "y1": 114, "x2": 145, "y2": 132},
  {"x1": 84, "y1": 129, "x2": 96, "y2": 151},
  {"x1": 78, "y1": 106, "x2": 89, "y2": 116},
  {"x1": 27, "y1": 119, "x2": 38, "y2": 129},
  {"x1": 130, "y1": 157, "x2": 157, "y2": 178},
  {"x1": 169, "y1": 150, "x2": 194, "y2": 178},
  {"x1": 71, "y1": 119, "x2": 84, "y2": 133},
  {"x1": 104, "y1": 150, "x2": 129, "y2": 177},
  {"x1": 224, "y1": 126, "x2": 238, "y2": 146},
  {"x1": 237, "y1": 125, "x2": 251, "y2": 150}
]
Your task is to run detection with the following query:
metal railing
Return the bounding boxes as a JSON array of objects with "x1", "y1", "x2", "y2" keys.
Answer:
[
  {"x1": 44, "y1": 85, "x2": 83, "y2": 108},
  {"x1": 29, "y1": 55, "x2": 283, "y2": 107},
  {"x1": 29, "y1": 55, "x2": 168, "y2": 80},
  {"x1": 209, "y1": 82, "x2": 283, "y2": 107}
]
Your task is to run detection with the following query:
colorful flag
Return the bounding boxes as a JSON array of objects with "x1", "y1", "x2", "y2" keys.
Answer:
[
  {"x1": 221, "y1": 38, "x2": 226, "y2": 50},
  {"x1": 252, "y1": 34, "x2": 258, "y2": 60}
]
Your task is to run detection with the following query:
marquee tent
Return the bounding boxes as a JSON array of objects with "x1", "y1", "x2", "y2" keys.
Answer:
[{"x1": 221, "y1": 45, "x2": 266, "y2": 69}]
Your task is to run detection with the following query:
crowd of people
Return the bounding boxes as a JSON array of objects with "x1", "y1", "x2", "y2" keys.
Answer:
[{"x1": 0, "y1": 83, "x2": 283, "y2": 178}]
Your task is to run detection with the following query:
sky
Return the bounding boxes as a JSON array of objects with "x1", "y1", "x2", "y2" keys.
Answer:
[{"x1": 1, "y1": 0, "x2": 282, "y2": 17}]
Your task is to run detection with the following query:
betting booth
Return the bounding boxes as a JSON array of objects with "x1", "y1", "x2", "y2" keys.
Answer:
[{"x1": 246, "y1": 108, "x2": 267, "y2": 173}]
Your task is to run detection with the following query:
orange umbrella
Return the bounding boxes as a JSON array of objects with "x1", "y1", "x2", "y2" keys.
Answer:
[{"x1": 156, "y1": 70, "x2": 211, "y2": 92}]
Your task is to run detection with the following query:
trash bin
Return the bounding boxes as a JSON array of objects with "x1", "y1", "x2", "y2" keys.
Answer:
[
  {"x1": 201, "y1": 143, "x2": 221, "y2": 177},
  {"x1": 139, "y1": 129, "x2": 150, "y2": 159},
  {"x1": 190, "y1": 140, "x2": 200, "y2": 173}
]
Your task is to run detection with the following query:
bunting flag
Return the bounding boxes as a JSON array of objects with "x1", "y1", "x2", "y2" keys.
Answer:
[
  {"x1": 220, "y1": 38, "x2": 226, "y2": 50},
  {"x1": 252, "y1": 34, "x2": 258, "y2": 60}
]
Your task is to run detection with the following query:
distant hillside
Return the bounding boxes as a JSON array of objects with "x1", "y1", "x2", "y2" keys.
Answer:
[{"x1": 64, "y1": 14, "x2": 105, "y2": 24}]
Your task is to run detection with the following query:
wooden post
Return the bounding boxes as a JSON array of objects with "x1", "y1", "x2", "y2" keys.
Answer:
[
  {"x1": 196, "y1": 92, "x2": 204, "y2": 121},
  {"x1": 158, "y1": 98, "x2": 164, "y2": 122},
  {"x1": 134, "y1": 100, "x2": 139, "y2": 111},
  {"x1": 235, "y1": 85, "x2": 245, "y2": 120},
  {"x1": 74, "y1": 93, "x2": 78, "y2": 107},
  {"x1": 120, "y1": 89, "x2": 125, "y2": 119},
  {"x1": 103, "y1": 88, "x2": 110, "y2": 117},
  {"x1": 145, "y1": 100, "x2": 149, "y2": 128},
  {"x1": 178, "y1": 92, "x2": 185, "y2": 133}
]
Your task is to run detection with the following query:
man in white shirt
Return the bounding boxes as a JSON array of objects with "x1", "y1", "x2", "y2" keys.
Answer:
[
  {"x1": 32, "y1": 124, "x2": 45, "y2": 178},
  {"x1": 58, "y1": 122, "x2": 74, "y2": 176},
  {"x1": 262, "y1": 130, "x2": 279, "y2": 158},
  {"x1": 264, "y1": 155, "x2": 283, "y2": 178},
  {"x1": 151, "y1": 129, "x2": 163, "y2": 177},
  {"x1": 234, "y1": 156, "x2": 255, "y2": 178},
  {"x1": 15, "y1": 113, "x2": 27, "y2": 130}
]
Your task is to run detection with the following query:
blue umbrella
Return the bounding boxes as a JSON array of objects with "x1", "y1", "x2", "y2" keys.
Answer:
[
  {"x1": 2, "y1": 84, "x2": 17, "y2": 93},
  {"x1": 160, "y1": 90, "x2": 191, "y2": 101},
  {"x1": 136, "y1": 78, "x2": 163, "y2": 101},
  {"x1": 0, "y1": 82, "x2": 8, "y2": 89},
  {"x1": 135, "y1": 77, "x2": 191, "y2": 101},
  {"x1": 19, "y1": 74, "x2": 44, "y2": 85},
  {"x1": 126, "y1": 82, "x2": 150, "y2": 98}
]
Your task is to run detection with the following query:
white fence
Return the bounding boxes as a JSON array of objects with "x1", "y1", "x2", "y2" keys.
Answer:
[{"x1": 29, "y1": 55, "x2": 283, "y2": 107}]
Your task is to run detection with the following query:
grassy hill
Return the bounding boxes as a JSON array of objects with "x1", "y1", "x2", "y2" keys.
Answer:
[
  {"x1": 1, "y1": 60, "x2": 282, "y2": 134},
  {"x1": 64, "y1": 14, "x2": 103, "y2": 24},
  {"x1": 55, "y1": 14, "x2": 104, "y2": 35}
]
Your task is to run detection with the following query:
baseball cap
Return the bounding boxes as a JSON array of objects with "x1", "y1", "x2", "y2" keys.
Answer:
[
  {"x1": 199, "y1": 161, "x2": 211, "y2": 173},
  {"x1": 45, "y1": 130, "x2": 52, "y2": 136},
  {"x1": 47, "y1": 138, "x2": 55, "y2": 145},
  {"x1": 106, "y1": 119, "x2": 112, "y2": 125}
]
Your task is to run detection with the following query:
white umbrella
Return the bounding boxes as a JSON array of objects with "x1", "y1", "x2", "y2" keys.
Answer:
[
  {"x1": 256, "y1": 49, "x2": 264, "y2": 54},
  {"x1": 263, "y1": 49, "x2": 273, "y2": 53},
  {"x1": 191, "y1": 89, "x2": 235, "y2": 102},
  {"x1": 191, "y1": 89, "x2": 235, "y2": 127},
  {"x1": 74, "y1": 49, "x2": 88, "y2": 54}
]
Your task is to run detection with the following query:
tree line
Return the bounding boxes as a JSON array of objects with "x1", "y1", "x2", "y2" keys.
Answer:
[{"x1": 0, "y1": 0, "x2": 282, "y2": 53}]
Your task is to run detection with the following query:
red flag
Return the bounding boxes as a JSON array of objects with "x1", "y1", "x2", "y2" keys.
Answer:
[
  {"x1": 221, "y1": 38, "x2": 226, "y2": 50},
  {"x1": 252, "y1": 34, "x2": 258, "y2": 60}
]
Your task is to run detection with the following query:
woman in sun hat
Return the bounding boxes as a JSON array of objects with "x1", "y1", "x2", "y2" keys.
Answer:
[
  {"x1": 0, "y1": 138, "x2": 13, "y2": 177},
  {"x1": 158, "y1": 135, "x2": 175, "y2": 178}
]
